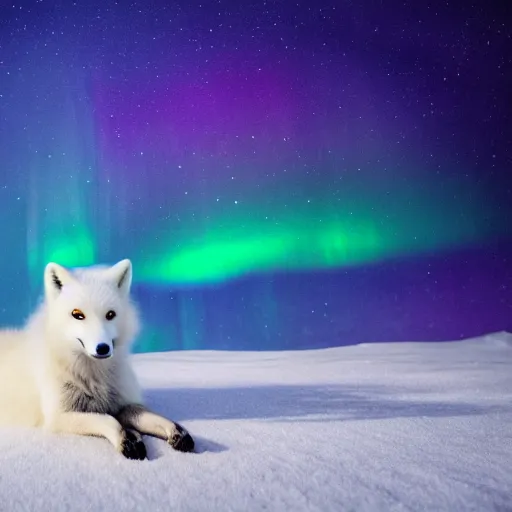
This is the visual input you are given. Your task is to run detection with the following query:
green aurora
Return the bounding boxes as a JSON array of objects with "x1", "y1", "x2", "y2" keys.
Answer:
[
  {"x1": 24, "y1": 161, "x2": 497, "y2": 288},
  {"x1": 135, "y1": 180, "x2": 487, "y2": 285}
]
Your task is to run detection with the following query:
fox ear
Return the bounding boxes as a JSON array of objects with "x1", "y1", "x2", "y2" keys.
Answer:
[
  {"x1": 107, "y1": 259, "x2": 132, "y2": 296},
  {"x1": 44, "y1": 262, "x2": 75, "y2": 300}
]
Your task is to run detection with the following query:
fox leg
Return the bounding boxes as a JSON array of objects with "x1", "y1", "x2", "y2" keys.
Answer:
[
  {"x1": 116, "y1": 404, "x2": 194, "y2": 453},
  {"x1": 47, "y1": 411, "x2": 147, "y2": 460}
]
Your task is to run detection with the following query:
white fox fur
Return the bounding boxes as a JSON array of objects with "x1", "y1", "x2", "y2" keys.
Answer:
[{"x1": 0, "y1": 259, "x2": 194, "y2": 459}]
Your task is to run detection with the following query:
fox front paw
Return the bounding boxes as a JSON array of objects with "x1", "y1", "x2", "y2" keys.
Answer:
[
  {"x1": 169, "y1": 423, "x2": 195, "y2": 453},
  {"x1": 121, "y1": 429, "x2": 147, "y2": 460}
]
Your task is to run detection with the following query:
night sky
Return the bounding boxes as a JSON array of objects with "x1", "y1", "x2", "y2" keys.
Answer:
[{"x1": 0, "y1": 0, "x2": 511, "y2": 351}]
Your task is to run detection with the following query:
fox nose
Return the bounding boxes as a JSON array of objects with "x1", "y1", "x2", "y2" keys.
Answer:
[{"x1": 95, "y1": 343, "x2": 111, "y2": 357}]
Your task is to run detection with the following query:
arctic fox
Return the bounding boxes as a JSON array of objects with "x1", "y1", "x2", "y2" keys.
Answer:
[{"x1": 0, "y1": 259, "x2": 194, "y2": 460}]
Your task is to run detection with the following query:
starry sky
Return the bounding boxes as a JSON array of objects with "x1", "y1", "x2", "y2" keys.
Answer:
[{"x1": 0, "y1": 0, "x2": 511, "y2": 351}]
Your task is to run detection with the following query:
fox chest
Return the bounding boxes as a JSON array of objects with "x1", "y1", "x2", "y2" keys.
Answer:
[{"x1": 61, "y1": 380, "x2": 123, "y2": 416}]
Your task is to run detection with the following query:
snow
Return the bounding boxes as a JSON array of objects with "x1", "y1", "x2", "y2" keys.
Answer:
[{"x1": 1, "y1": 332, "x2": 511, "y2": 511}]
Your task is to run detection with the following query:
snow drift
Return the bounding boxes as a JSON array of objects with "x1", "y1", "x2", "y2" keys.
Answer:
[{"x1": 0, "y1": 332, "x2": 511, "y2": 511}]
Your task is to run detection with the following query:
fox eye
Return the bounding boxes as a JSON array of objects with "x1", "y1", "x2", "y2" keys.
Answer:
[
  {"x1": 106, "y1": 310, "x2": 116, "y2": 321},
  {"x1": 71, "y1": 309, "x2": 85, "y2": 320}
]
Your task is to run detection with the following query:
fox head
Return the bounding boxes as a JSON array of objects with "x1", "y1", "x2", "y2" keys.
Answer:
[{"x1": 42, "y1": 259, "x2": 140, "y2": 361}]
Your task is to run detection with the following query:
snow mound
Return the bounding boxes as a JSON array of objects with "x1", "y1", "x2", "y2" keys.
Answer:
[
  {"x1": 0, "y1": 334, "x2": 511, "y2": 511},
  {"x1": 478, "y1": 330, "x2": 512, "y2": 348}
]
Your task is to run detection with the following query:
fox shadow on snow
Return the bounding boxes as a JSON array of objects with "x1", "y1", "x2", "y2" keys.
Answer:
[{"x1": 144, "y1": 383, "x2": 508, "y2": 455}]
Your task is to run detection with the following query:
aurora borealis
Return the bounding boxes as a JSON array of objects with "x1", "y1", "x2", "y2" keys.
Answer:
[{"x1": 0, "y1": 0, "x2": 510, "y2": 351}]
